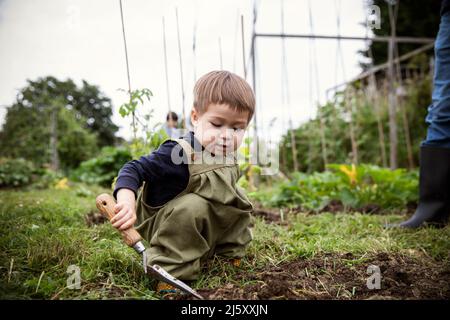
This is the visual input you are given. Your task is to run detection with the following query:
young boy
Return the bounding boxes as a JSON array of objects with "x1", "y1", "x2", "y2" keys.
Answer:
[{"x1": 112, "y1": 70, "x2": 255, "y2": 294}]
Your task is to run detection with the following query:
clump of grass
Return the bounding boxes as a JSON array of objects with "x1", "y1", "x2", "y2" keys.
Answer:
[
  {"x1": 245, "y1": 212, "x2": 450, "y2": 261},
  {"x1": 0, "y1": 185, "x2": 156, "y2": 299},
  {"x1": 1, "y1": 184, "x2": 449, "y2": 299}
]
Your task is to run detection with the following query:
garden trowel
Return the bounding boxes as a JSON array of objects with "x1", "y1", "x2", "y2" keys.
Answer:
[{"x1": 95, "y1": 193, "x2": 203, "y2": 299}]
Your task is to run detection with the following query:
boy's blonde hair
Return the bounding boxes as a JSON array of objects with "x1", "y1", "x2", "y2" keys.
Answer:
[{"x1": 193, "y1": 71, "x2": 255, "y2": 123}]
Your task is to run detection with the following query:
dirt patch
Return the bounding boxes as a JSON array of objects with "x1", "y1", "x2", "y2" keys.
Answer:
[
  {"x1": 253, "y1": 200, "x2": 417, "y2": 218},
  {"x1": 85, "y1": 210, "x2": 107, "y2": 227},
  {"x1": 320, "y1": 200, "x2": 416, "y2": 215},
  {"x1": 78, "y1": 282, "x2": 127, "y2": 299},
  {"x1": 251, "y1": 203, "x2": 299, "y2": 224},
  {"x1": 320, "y1": 199, "x2": 345, "y2": 213},
  {"x1": 189, "y1": 252, "x2": 450, "y2": 300},
  {"x1": 252, "y1": 208, "x2": 282, "y2": 223}
]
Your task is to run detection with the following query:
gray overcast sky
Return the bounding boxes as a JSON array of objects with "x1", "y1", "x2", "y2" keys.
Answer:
[{"x1": 0, "y1": 0, "x2": 369, "y2": 142}]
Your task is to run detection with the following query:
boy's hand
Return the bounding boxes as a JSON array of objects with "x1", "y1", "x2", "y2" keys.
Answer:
[{"x1": 111, "y1": 201, "x2": 136, "y2": 230}]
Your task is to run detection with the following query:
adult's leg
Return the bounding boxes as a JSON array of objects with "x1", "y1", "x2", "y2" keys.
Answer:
[{"x1": 396, "y1": 12, "x2": 450, "y2": 228}]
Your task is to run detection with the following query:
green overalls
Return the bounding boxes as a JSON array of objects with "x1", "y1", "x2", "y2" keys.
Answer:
[{"x1": 134, "y1": 138, "x2": 253, "y2": 280}]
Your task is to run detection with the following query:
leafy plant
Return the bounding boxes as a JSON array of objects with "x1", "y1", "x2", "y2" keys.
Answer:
[
  {"x1": 0, "y1": 77, "x2": 117, "y2": 169},
  {"x1": 118, "y1": 88, "x2": 169, "y2": 159},
  {"x1": 250, "y1": 164, "x2": 418, "y2": 212},
  {"x1": 0, "y1": 158, "x2": 35, "y2": 188},
  {"x1": 70, "y1": 147, "x2": 132, "y2": 187},
  {"x1": 31, "y1": 168, "x2": 65, "y2": 189},
  {"x1": 118, "y1": 88, "x2": 153, "y2": 141},
  {"x1": 237, "y1": 136, "x2": 262, "y2": 191}
]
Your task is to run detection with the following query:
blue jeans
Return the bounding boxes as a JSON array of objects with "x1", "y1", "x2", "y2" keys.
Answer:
[{"x1": 422, "y1": 12, "x2": 450, "y2": 148}]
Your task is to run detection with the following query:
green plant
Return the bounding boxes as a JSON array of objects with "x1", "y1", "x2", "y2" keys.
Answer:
[
  {"x1": 118, "y1": 88, "x2": 169, "y2": 159},
  {"x1": 70, "y1": 146, "x2": 132, "y2": 187},
  {"x1": 0, "y1": 158, "x2": 35, "y2": 188},
  {"x1": 1, "y1": 185, "x2": 448, "y2": 299},
  {"x1": 328, "y1": 164, "x2": 419, "y2": 209},
  {"x1": 237, "y1": 136, "x2": 263, "y2": 191},
  {"x1": 31, "y1": 168, "x2": 65, "y2": 189},
  {"x1": 279, "y1": 75, "x2": 430, "y2": 173},
  {"x1": 251, "y1": 164, "x2": 418, "y2": 212},
  {"x1": 118, "y1": 88, "x2": 153, "y2": 141},
  {"x1": 0, "y1": 77, "x2": 117, "y2": 169}
]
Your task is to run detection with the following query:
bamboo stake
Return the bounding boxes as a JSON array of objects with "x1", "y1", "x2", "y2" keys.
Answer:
[
  {"x1": 346, "y1": 88, "x2": 358, "y2": 165},
  {"x1": 367, "y1": 46, "x2": 388, "y2": 167},
  {"x1": 368, "y1": 75, "x2": 388, "y2": 167},
  {"x1": 241, "y1": 15, "x2": 246, "y2": 78},
  {"x1": 309, "y1": 0, "x2": 327, "y2": 168},
  {"x1": 162, "y1": 17, "x2": 171, "y2": 112},
  {"x1": 393, "y1": 38, "x2": 414, "y2": 169},
  {"x1": 250, "y1": 4, "x2": 260, "y2": 167},
  {"x1": 281, "y1": 0, "x2": 298, "y2": 171},
  {"x1": 233, "y1": 9, "x2": 240, "y2": 73},
  {"x1": 240, "y1": 14, "x2": 253, "y2": 167},
  {"x1": 192, "y1": 15, "x2": 197, "y2": 82},
  {"x1": 119, "y1": 0, "x2": 135, "y2": 139},
  {"x1": 387, "y1": 2, "x2": 398, "y2": 169},
  {"x1": 175, "y1": 7, "x2": 186, "y2": 129},
  {"x1": 218, "y1": 37, "x2": 223, "y2": 69}
]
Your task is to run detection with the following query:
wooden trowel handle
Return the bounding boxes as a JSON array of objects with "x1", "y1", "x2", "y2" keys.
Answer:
[{"x1": 95, "y1": 193, "x2": 142, "y2": 247}]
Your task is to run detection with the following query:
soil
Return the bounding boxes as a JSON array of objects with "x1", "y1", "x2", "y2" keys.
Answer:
[
  {"x1": 188, "y1": 252, "x2": 450, "y2": 300},
  {"x1": 251, "y1": 203, "x2": 302, "y2": 225},
  {"x1": 251, "y1": 200, "x2": 418, "y2": 222},
  {"x1": 85, "y1": 210, "x2": 107, "y2": 227},
  {"x1": 252, "y1": 208, "x2": 283, "y2": 224},
  {"x1": 320, "y1": 200, "x2": 418, "y2": 215}
]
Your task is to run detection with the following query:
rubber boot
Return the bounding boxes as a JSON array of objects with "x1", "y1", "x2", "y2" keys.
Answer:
[{"x1": 390, "y1": 146, "x2": 450, "y2": 228}]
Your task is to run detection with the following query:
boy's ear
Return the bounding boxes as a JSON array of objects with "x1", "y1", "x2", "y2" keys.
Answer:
[{"x1": 190, "y1": 107, "x2": 198, "y2": 127}]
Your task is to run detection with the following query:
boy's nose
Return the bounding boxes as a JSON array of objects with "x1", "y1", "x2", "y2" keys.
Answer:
[{"x1": 219, "y1": 128, "x2": 234, "y2": 140}]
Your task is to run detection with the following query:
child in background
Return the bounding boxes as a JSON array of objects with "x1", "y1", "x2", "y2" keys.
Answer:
[{"x1": 163, "y1": 111, "x2": 181, "y2": 139}]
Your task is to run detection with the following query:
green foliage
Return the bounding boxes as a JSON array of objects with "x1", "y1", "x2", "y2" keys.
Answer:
[
  {"x1": 237, "y1": 136, "x2": 263, "y2": 191},
  {"x1": 0, "y1": 76, "x2": 116, "y2": 170},
  {"x1": 360, "y1": 0, "x2": 440, "y2": 69},
  {"x1": 70, "y1": 147, "x2": 132, "y2": 187},
  {"x1": 0, "y1": 158, "x2": 35, "y2": 188},
  {"x1": 251, "y1": 164, "x2": 418, "y2": 212},
  {"x1": 118, "y1": 88, "x2": 153, "y2": 119},
  {"x1": 128, "y1": 127, "x2": 169, "y2": 160},
  {"x1": 31, "y1": 168, "x2": 65, "y2": 189},
  {"x1": 1, "y1": 187, "x2": 448, "y2": 298},
  {"x1": 280, "y1": 76, "x2": 430, "y2": 172},
  {"x1": 118, "y1": 88, "x2": 169, "y2": 159},
  {"x1": 67, "y1": 88, "x2": 165, "y2": 189},
  {"x1": 0, "y1": 186, "x2": 156, "y2": 299},
  {"x1": 57, "y1": 107, "x2": 98, "y2": 170},
  {"x1": 0, "y1": 103, "x2": 50, "y2": 167},
  {"x1": 118, "y1": 88, "x2": 153, "y2": 145}
]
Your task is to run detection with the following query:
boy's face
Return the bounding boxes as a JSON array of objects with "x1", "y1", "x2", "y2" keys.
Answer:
[{"x1": 191, "y1": 103, "x2": 249, "y2": 156}]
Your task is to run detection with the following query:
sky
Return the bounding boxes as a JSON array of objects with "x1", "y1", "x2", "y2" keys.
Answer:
[{"x1": 0, "y1": 0, "x2": 370, "y2": 143}]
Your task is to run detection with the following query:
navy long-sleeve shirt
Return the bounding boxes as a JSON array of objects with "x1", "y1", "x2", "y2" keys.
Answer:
[{"x1": 113, "y1": 131, "x2": 204, "y2": 207}]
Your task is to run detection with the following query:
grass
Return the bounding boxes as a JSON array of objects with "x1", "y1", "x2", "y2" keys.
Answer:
[{"x1": 1, "y1": 184, "x2": 449, "y2": 299}]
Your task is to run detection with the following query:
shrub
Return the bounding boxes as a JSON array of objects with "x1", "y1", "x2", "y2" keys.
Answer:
[
  {"x1": 70, "y1": 146, "x2": 132, "y2": 187},
  {"x1": 31, "y1": 168, "x2": 65, "y2": 189},
  {"x1": 0, "y1": 158, "x2": 35, "y2": 188},
  {"x1": 250, "y1": 164, "x2": 418, "y2": 212}
]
